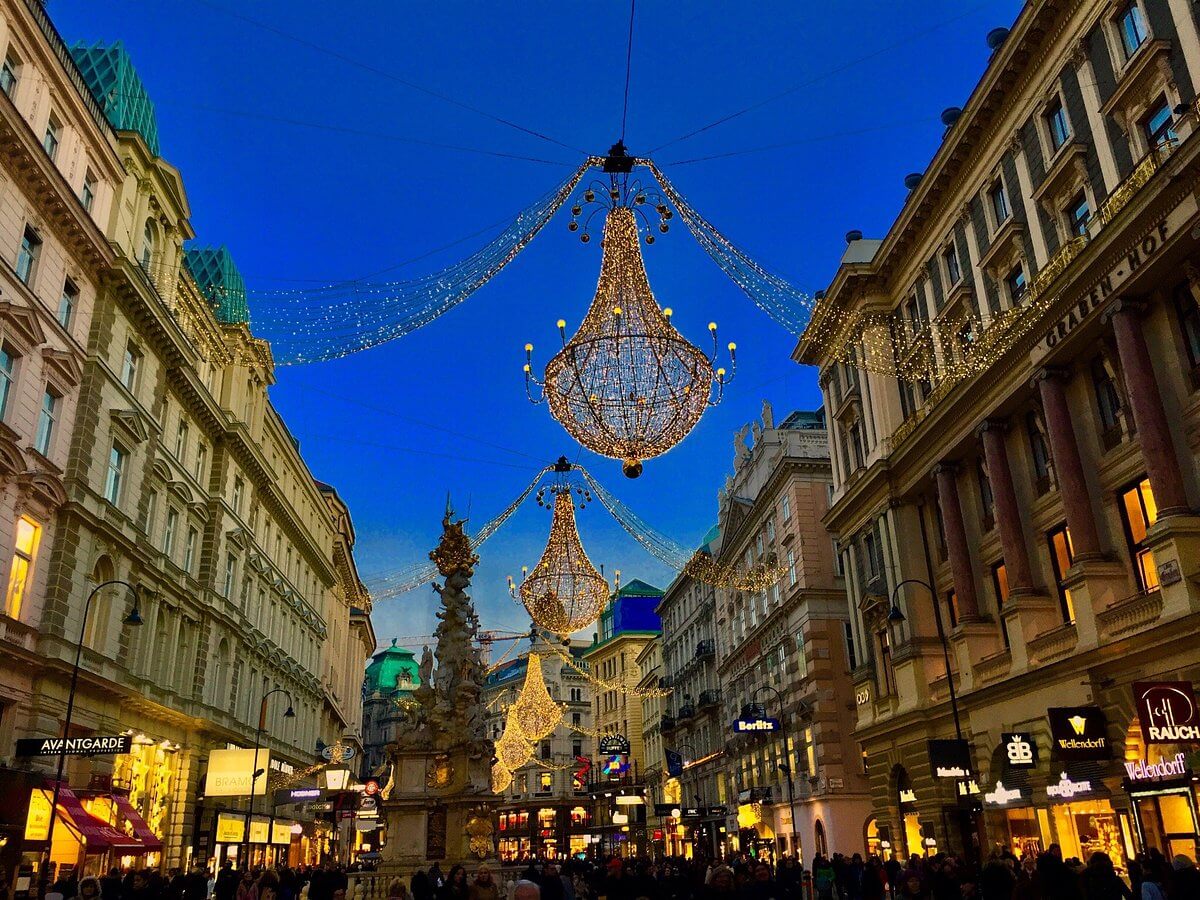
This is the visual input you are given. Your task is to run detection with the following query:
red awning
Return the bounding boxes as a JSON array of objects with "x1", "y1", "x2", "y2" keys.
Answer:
[
  {"x1": 112, "y1": 795, "x2": 164, "y2": 851},
  {"x1": 43, "y1": 784, "x2": 144, "y2": 854}
]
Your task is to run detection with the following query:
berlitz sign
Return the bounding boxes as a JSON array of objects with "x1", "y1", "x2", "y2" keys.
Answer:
[
  {"x1": 15, "y1": 735, "x2": 132, "y2": 756},
  {"x1": 1133, "y1": 682, "x2": 1200, "y2": 744},
  {"x1": 733, "y1": 717, "x2": 780, "y2": 734}
]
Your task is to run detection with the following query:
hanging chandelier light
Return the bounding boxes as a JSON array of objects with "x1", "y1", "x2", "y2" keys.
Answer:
[
  {"x1": 509, "y1": 469, "x2": 611, "y2": 636},
  {"x1": 491, "y1": 762, "x2": 513, "y2": 794},
  {"x1": 494, "y1": 715, "x2": 533, "y2": 771},
  {"x1": 525, "y1": 176, "x2": 735, "y2": 477},
  {"x1": 511, "y1": 651, "x2": 562, "y2": 741}
]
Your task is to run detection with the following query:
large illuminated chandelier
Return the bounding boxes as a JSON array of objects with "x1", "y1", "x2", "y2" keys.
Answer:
[
  {"x1": 508, "y1": 464, "x2": 610, "y2": 636},
  {"x1": 525, "y1": 170, "x2": 735, "y2": 477}
]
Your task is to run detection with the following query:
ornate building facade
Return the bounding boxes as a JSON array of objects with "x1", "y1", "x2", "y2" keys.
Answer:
[
  {"x1": 0, "y1": 0, "x2": 374, "y2": 881},
  {"x1": 711, "y1": 407, "x2": 871, "y2": 861},
  {"x1": 483, "y1": 636, "x2": 593, "y2": 862},
  {"x1": 797, "y1": 0, "x2": 1200, "y2": 866}
]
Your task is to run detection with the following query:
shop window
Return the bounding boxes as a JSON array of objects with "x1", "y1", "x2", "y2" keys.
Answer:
[
  {"x1": 1173, "y1": 287, "x2": 1200, "y2": 389},
  {"x1": 4, "y1": 516, "x2": 41, "y2": 620},
  {"x1": 1047, "y1": 525, "x2": 1077, "y2": 624},
  {"x1": 1119, "y1": 477, "x2": 1160, "y2": 592},
  {"x1": 992, "y1": 562, "x2": 1011, "y2": 648}
]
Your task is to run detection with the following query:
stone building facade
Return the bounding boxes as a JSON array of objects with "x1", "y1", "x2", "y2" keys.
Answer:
[
  {"x1": 797, "y1": 0, "x2": 1200, "y2": 866},
  {"x1": 711, "y1": 407, "x2": 871, "y2": 861},
  {"x1": 0, "y1": 0, "x2": 373, "y2": 880}
]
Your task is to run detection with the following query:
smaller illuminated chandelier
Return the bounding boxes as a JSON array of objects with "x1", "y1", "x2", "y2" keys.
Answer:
[
  {"x1": 508, "y1": 462, "x2": 611, "y2": 636},
  {"x1": 525, "y1": 171, "x2": 735, "y2": 477},
  {"x1": 512, "y1": 651, "x2": 562, "y2": 741},
  {"x1": 494, "y1": 715, "x2": 533, "y2": 771}
]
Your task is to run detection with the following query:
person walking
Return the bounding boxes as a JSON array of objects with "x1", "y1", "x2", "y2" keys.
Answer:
[
  {"x1": 468, "y1": 867, "x2": 499, "y2": 900},
  {"x1": 437, "y1": 866, "x2": 468, "y2": 900},
  {"x1": 1079, "y1": 853, "x2": 1130, "y2": 900},
  {"x1": 1169, "y1": 855, "x2": 1200, "y2": 898}
]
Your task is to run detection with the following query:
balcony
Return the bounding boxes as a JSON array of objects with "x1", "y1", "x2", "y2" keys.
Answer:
[
  {"x1": 694, "y1": 639, "x2": 715, "y2": 659},
  {"x1": 677, "y1": 703, "x2": 696, "y2": 721},
  {"x1": 660, "y1": 715, "x2": 677, "y2": 733},
  {"x1": 658, "y1": 674, "x2": 673, "y2": 690},
  {"x1": 698, "y1": 689, "x2": 721, "y2": 709}
]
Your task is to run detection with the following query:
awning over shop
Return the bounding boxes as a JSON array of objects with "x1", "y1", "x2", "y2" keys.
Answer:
[
  {"x1": 38, "y1": 785, "x2": 144, "y2": 854},
  {"x1": 113, "y1": 796, "x2": 163, "y2": 851}
]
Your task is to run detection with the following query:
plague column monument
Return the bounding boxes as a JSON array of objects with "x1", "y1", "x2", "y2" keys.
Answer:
[{"x1": 380, "y1": 512, "x2": 496, "y2": 870}]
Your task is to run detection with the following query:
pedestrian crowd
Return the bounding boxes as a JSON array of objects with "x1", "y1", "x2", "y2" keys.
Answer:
[{"x1": 38, "y1": 844, "x2": 1200, "y2": 900}]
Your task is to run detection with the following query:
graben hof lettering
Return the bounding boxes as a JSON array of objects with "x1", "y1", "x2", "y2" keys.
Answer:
[{"x1": 1044, "y1": 221, "x2": 1170, "y2": 349}]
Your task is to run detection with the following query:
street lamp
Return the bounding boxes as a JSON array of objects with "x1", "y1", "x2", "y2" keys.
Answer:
[
  {"x1": 752, "y1": 685, "x2": 801, "y2": 861},
  {"x1": 241, "y1": 688, "x2": 295, "y2": 868},
  {"x1": 41, "y1": 580, "x2": 143, "y2": 896},
  {"x1": 887, "y1": 578, "x2": 976, "y2": 861}
]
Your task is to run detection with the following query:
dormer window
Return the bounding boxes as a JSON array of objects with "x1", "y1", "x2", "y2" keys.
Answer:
[
  {"x1": 1117, "y1": 1, "x2": 1148, "y2": 59},
  {"x1": 1046, "y1": 98, "x2": 1070, "y2": 151},
  {"x1": 989, "y1": 181, "x2": 1011, "y2": 227}
]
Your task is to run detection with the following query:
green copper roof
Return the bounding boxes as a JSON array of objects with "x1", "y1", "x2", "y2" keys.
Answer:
[
  {"x1": 364, "y1": 640, "x2": 420, "y2": 695},
  {"x1": 615, "y1": 578, "x2": 663, "y2": 598},
  {"x1": 69, "y1": 42, "x2": 160, "y2": 155},
  {"x1": 184, "y1": 246, "x2": 249, "y2": 324}
]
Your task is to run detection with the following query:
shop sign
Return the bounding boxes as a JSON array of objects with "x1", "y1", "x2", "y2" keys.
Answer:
[
  {"x1": 24, "y1": 790, "x2": 51, "y2": 840},
  {"x1": 363, "y1": 778, "x2": 381, "y2": 796},
  {"x1": 15, "y1": 734, "x2": 132, "y2": 756},
  {"x1": 1125, "y1": 752, "x2": 1190, "y2": 783},
  {"x1": 1046, "y1": 771, "x2": 1094, "y2": 800},
  {"x1": 308, "y1": 801, "x2": 333, "y2": 812},
  {"x1": 1041, "y1": 220, "x2": 1172, "y2": 351},
  {"x1": 1133, "y1": 682, "x2": 1200, "y2": 744},
  {"x1": 732, "y1": 716, "x2": 780, "y2": 734},
  {"x1": 1048, "y1": 707, "x2": 1110, "y2": 760},
  {"x1": 1001, "y1": 733, "x2": 1038, "y2": 768},
  {"x1": 898, "y1": 789, "x2": 917, "y2": 805},
  {"x1": 983, "y1": 781, "x2": 1024, "y2": 806},
  {"x1": 215, "y1": 813, "x2": 245, "y2": 843},
  {"x1": 928, "y1": 739, "x2": 972, "y2": 779},
  {"x1": 956, "y1": 779, "x2": 981, "y2": 797},
  {"x1": 249, "y1": 818, "x2": 270, "y2": 844},
  {"x1": 598, "y1": 735, "x2": 630, "y2": 755},
  {"x1": 269, "y1": 758, "x2": 295, "y2": 775},
  {"x1": 206, "y1": 748, "x2": 271, "y2": 796},
  {"x1": 271, "y1": 821, "x2": 293, "y2": 845}
]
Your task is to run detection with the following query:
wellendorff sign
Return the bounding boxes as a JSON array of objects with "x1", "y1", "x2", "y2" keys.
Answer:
[
  {"x1": 15, "y1": 735, "x2": 133, "y2": 756},
  {"x1": 1125, "y1": 752, "x2": 1189, "y2": 782},
  {"x1": 1043, "y1": 221, "x2": 1170, "y2": 350}
]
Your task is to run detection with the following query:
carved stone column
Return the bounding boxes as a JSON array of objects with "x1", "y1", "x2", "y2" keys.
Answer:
[
  {"x1": 1034, "y1": 368, "x2": 1103, "y2": 558},
  {"x1": 979, "y1": 420, "x2": 1035, "y2": 593},
  {"x1": 1106, "y1": 298, "x2": 1192, "y2": 516},
  {"x1": 934, "y1": 463, "x2": 980, "y2": 619}
]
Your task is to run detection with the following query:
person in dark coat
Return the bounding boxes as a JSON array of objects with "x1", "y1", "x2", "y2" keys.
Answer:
[
  {"x1": 1078, "y1": 852, "x2": 1130, "y2": 900},
  {"x1": 101, "y1": 869, "x2": 125, "y2": 900},
  {"x1": 409, "y1": 871, "x2": 434, "y2": 900}
]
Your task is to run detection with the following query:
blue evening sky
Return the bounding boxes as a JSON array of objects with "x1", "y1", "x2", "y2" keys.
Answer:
[{"x1": 54, "y1": 0, "x2": 1021, "y2": 652}]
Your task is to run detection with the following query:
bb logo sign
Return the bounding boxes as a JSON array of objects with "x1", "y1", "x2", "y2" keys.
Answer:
[{"x1": 1002, "y1": 733, "x2": 1037, "y2": 768}]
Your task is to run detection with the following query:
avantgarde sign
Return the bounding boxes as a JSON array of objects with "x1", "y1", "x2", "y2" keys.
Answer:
[
  {"x1": 15, "y1": 735, "x2": 132, "y2": 756},
  {"x1": 1134, "y1": 682, "x2": 1200, "y2": 744},
  {"x1": 1048, "y1": 707, "x2": 1110, "y2": 760}
]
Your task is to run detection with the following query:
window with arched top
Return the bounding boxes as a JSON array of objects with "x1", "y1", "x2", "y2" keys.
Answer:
[
  {"x1": 140, "y1": 220, "x2": 155, "y2": 271},
  {"x1": 82, "y1": 555, "x2": 116, "y2": 652},
  {"x1": 212, "y1": 637, "x2": 231, "y2": 708},
  {"x1": 815, "y1": 818, "x2": 828, "y2": 855}
]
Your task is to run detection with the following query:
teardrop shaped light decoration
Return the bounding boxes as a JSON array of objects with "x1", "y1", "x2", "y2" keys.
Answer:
[
  {"x1": 494, "y1": 715, "x2": 533, "y2": 771},
  {"x1": 512, "y1": 652, "x2": 562, "y2": 741},
  {"x1": 511, "y1": 489, "x2": 609, "y2": 636},
  {"x1": 491, "y1": 762, "x2": 513, "y2": 794},
  {"x1": 526, "y1": 202, "x2": 735, "y2": 478}
]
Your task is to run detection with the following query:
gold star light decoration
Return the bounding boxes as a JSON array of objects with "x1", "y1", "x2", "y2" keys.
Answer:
[{"x1": 525, "y1": 179, "x2": 735, "y2": 478}]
